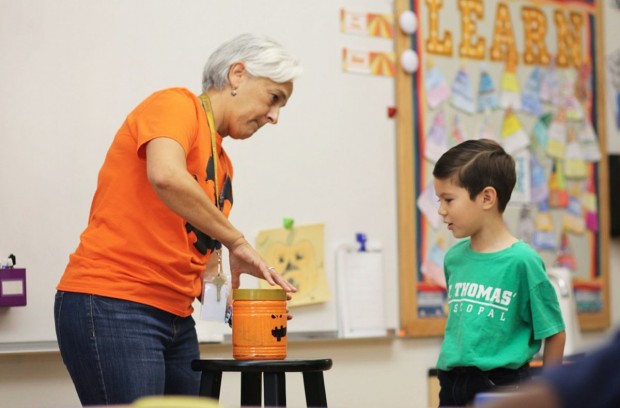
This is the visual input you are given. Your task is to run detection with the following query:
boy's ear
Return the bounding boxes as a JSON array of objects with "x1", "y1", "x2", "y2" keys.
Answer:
[{"x1": 480, "y1": 186, "x2": 497, "y2": 209}]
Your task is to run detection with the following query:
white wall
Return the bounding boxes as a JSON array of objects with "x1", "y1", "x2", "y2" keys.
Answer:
[
  {"x1": 0, "y1": 0, "x2": 399, "y2": 346},
  {"x1": 1, "y1": 1, "x2": 619, "y2": 407}
]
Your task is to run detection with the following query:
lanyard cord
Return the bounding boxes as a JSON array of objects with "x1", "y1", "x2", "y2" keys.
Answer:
[
  {"x1": 198, "y1": 93, "x2": 225, "y2": 257},
  {"x1": 198, "y1": 93, "x2": 220, "y2": 208}
]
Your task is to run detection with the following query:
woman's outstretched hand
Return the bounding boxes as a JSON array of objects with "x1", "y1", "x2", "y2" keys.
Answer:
[{"x1": 227, "y1": 237, "x2": 297, "y2": 293}]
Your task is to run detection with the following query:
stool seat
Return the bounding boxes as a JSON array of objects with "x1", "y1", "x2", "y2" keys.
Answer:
[{"x1": 191, "y1": 359, "x2": 332, "y2": 407}]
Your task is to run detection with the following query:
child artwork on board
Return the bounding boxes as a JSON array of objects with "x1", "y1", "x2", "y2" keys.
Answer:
[
  {"x1": 256, "y1": 224, "x2": 330, "y2": 307},
  {"x1": 450, "y1": 65, "x2": 475, "y2": 114},
  {"x1": 510, "y1": 149, "x2": 531, "y2": 204},
  {"x1": 398, "y1": 0, "x2": 609, "y2": 336},
  {"x1": 425, "y1": 63, "x2": 451, "y2": 108},
  {"x1": 477, "y1": 65, "x2": 500, "y2": 113}
]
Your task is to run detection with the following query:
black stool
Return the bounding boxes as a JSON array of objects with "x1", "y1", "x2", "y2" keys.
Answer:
[{"x1": 191, "y1": 358, "x2": 332, "y2": 407}]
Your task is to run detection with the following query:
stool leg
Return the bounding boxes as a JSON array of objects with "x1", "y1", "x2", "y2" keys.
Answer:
[
  {"x1": 302, "y1": 371, "x2": 328, "y2": 407},
  {"x1": 199, "y1": 371, "x2": 222, "y2": 400},
  {"x1": 240, "y1": 372, "x2": 262, "y2": 407},
  {"x1": 263, "y1": 372, "x2": 286, "y2": 407}
]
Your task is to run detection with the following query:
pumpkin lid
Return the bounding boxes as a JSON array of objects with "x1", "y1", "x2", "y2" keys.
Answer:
[{"x1": 233, "y1": 289, "x2": 287, "y2": 301}]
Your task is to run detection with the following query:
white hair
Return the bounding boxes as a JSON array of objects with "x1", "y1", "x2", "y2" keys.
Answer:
[{"x1": 202, "y1": 33, "x2": 303, "y2": 92}]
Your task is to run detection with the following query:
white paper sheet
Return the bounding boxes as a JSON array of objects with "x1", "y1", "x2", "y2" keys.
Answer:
[{"x1": 336, "y1": 243, "x2": 387, "y2": 338}]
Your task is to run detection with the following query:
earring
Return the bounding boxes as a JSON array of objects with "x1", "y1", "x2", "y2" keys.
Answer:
[{"x1": 231, "y1": 89, "x2": 237, "y2": 96}]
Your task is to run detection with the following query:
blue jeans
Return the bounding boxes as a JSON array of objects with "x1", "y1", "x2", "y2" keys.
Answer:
[{"x1": 54, "y1": 291, "x2": 200, "y2": 406}]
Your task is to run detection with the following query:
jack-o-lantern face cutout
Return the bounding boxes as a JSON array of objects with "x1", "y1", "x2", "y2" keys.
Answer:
[
  {"x1": 270, "y1": 314, "x2": 287, "y2": 341},
  {"x1": 265, "y1": 239, "x2": 318, "y2": 293}
]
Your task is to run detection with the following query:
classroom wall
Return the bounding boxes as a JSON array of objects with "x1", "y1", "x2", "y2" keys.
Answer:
[
  {"x1": 1, "y1": 1, "x2": 620, "y2": 407},
  {"x1": 0, "y1": 0, "x2": 399, "y2": 346}
]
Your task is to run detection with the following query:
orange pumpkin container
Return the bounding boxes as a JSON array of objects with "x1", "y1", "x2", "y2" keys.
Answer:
[{"x1": 232, "y1": 289, "x2": 287, "y2": 360}]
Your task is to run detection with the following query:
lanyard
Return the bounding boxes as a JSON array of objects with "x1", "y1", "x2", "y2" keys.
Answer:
[
  {"x1": 198, "y1": 93, "x2": 220, "y2": 208},
  {"x1": 198, "y1": 93, "x2": 226, "y2": 283}
]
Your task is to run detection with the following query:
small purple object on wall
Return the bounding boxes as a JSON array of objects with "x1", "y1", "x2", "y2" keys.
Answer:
[{"x1": 0, "y1": 268, "x2": 27, "y2": 307}]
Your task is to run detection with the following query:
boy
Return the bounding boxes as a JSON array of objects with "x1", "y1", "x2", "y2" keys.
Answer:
[{"x1": 433, "y1": 139, "x2": 566, "y2": 407}]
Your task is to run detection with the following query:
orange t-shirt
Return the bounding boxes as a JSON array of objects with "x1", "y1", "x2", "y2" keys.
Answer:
[{"x1": 57, "y1": 88, "x2": 234, "y2": 317}]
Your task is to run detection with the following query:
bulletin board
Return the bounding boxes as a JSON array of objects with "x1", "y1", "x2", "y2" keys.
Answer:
[{"x1": 394, "y1": 0, "x2": 610, "y2": 337}]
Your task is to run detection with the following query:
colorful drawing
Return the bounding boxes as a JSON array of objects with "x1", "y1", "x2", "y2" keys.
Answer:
[
  {"x1": 521, "y1": 66, "x2": 544, "y2": 116},
  {"x1": 421, "y1": 237, "x2": 447, "y2": 288},
  {"x1": 425, "y1": 110, "x2": 448, "y2": 163},
  {"x1": 501, "y1": 108, "x2": 530, "y2": 154},
  {"x1": 425, "y1": 64, "x2": 451, "y2": 108},
  {"x1": 477, "y1": 65, "x2": 499, "y2": 112},
  {"x1": 540, "y1": 59, "x2": 561, "y2": 104},
  {"x1": 546, "y1": 110, "x2": 568, "y2": 159},
  {"x1": 556, "y1": 232, "x2": 577, "y2": 271},
  {"x1": 530, "y1": 152, "x2": 549, "y2": 203},
  {"x1": 450, "y1": 66, "x2": 475, "y2": 114},
  {"x1": 532, "y1": 201, "x2": 556, "y2": 251},
  {"x1": 517, "y1": 205, "x2": 535, "y2": 245},
  {"x1": 548, "y1": 161, "x2": 569, "y2": 208},
  {"x1": 451, "y1": 113, "x2": 467, "y2": 143},
  {"x1": 511, "y1": 149, "x2": 531, "y2": 203},
  {"x1": 575, "y1": 62, "x2": 592, "y2": 108},
  {"x1": 500, "y1": 66, "x2": 522, "y2": 111},
  {"x1": 417, "y1": 181, "x2": 442, "y2": 229},
  {"x1": 583, "y1": 167, "x2": 598, "y2": 231},
  {"x1": 578, "y1": 119, "x2": 601, "y2": 162},
  {"x1": 478, "y1": 115, "x2": 499, "y2": 142},
  {"x1": 562, "y1": 195, "x2": 586, "y2": 234},
  {"x1": 561, "y1": 74, "x2": 585, "y2": 121},
  {"x1": 256, "y1": 224, "x2": 330, "y2": 307},
  {"x1": 532, "y1": 112, "x2": 553, "y2": 152},
  {"x1": 564, "y1": 128, "x2": 587, "y2": 179}
]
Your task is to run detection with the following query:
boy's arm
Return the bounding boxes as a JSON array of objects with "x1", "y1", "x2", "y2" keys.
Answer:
[{"x1": 543, "y1": 330, "x2": 566, "y2": 367}]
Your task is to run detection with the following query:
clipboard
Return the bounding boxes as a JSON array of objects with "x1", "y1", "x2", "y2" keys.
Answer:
[{"x1": 335, "y1": 242, "x2": 387, "y2": 338}]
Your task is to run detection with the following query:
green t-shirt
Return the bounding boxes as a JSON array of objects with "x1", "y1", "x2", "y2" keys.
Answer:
[{"x1": 436, "y1": 240, "x2": 565, "y2": 371}]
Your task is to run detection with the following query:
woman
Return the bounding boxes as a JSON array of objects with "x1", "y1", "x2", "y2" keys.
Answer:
[{"x1": 54, "y1": 33, "x2": 301, "y2": 406}]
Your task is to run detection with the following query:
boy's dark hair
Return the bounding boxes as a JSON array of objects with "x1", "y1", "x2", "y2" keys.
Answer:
[{"x1": 432, "y1": 139, "x2": 516, "y2": 213}]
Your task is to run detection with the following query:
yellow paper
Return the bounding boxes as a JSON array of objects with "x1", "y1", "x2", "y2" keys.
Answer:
[
  {"x1": 534, "y1": 212, "x2": 554, "y2": 231},
  {"x1": 501, "y1": 71, "x2": 520, "y2": 92},
  {"x1": 546, "y1": 115, "x2": 567, "y2": 159},
  {"x1": 256, "y1": 224, "x2": 330, "y2": 307},
  {"x1": 582, "y1": 192, "x2": 597, "y2": 211},
  {"x1": 564, "y1": 134, "x2": 587, "y2": 178},
  {"x1": 564, "y1": 158, "x2": 587, "y2": 179},
  {"x1": 501, "y1": 112, "x2": 522, "y2": 137},
  {"x1": 563, "y1": 212, "x2": 585, "y2": 234}
]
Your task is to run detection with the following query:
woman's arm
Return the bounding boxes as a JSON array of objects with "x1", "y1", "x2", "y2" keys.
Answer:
[
  {"x1": 145, "y1": 137, "x2": 296, "y2": 292},
  {"x1": 146, "y1": 137, "x2": 243, "y2": 248}
]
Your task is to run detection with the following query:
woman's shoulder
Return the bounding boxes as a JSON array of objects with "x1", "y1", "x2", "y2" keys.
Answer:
[
  {"x1": 145, "y1": 87, "x2": 198, "y2": 103},
  {"x1": 130, "y1": 88, "x2": 200, "y2": 117}
]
